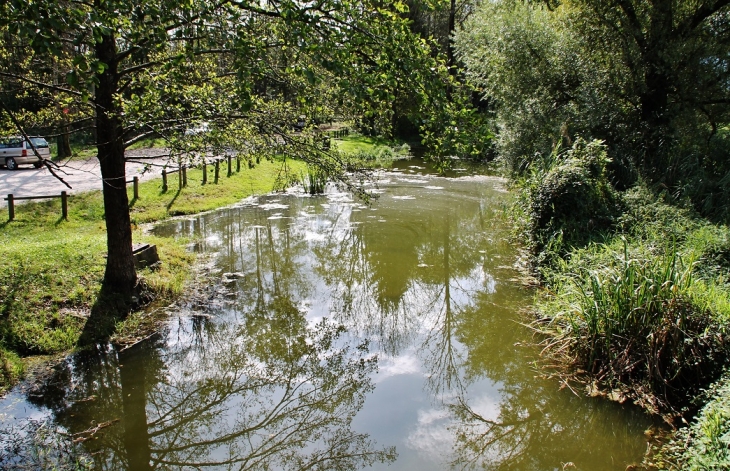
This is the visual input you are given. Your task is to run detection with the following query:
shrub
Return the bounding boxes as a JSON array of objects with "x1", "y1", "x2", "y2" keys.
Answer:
[
  {"x1": 518, "y1": 138, "x2": 621, "y2": 269},
  {"x1": 652, "y1": 373, "x2": 730, "y2": 470}
]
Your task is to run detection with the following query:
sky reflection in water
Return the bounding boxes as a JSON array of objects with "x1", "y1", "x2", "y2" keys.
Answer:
[{"x1": 1, "y1": 163, "x2": 655, "y2": 470}]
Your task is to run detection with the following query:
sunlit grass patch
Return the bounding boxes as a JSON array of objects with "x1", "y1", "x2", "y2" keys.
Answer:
[
  {"x1": 128, "y1": 156, "x2": 306, "y2": 223},
  {"x1": 335, "y1": 134, "x2": 411, "y2": 157},
  {"x1": 0, "y1": 154, "x2": 306, "y2": 390},
  {"x1": 0, "y1": 347, "x2": 23, "y2": 394}
]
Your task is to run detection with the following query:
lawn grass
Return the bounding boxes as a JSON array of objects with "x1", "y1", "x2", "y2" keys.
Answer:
[
  {"x1": 333, "y1": 135, "x2": 406, "y2": 154},
  {"x1": 0, "y1": 155, "x2": 306, "y2": 393}
]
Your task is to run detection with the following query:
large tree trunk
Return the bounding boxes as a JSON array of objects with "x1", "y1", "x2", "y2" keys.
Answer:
[
  {"x1": 56, "y1": 125, "x2": 72, "y2": 160},
  {"x1": 639, "y1": 0, "x2": 673, "y2": 182},
  {"x1": 95, "y1": 28, "x2": 137, "y2": 305}
]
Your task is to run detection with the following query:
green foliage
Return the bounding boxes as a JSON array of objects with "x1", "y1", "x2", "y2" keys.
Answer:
[
  {"x1": 455, "y1": 1, "x2": 604, "y2": 171},
  {"x1": 0, "y1": 156, "x2": 304, "y2": 390},
  {"x1": 456, "y1": 0, "x2": 730, "y2": 218},
  {"x1": 301, "y1": 165, "x2": 328, "y2": 194},
  {"x1": 616, "y1": 186, "x2": 701, "y2": 245},
  {"x1": 0, "y1": 347, "x2": 23, "y2": 394},
  {"x1": 419, "y1": 84, "x2": 496, "y2": 167},
  {"x1": 1, "y1": 0, "x2": 444, "y2": 312},
  {"x1": 516, "y1": 138, "x2": 620, "y2": 267},
  {"x1": 524, "y1": 171, "x2": 730, "y2": 417},
  {"x1": 538, "y1": 240, "x2": 730, "y2": 412},
  {"x1": 653, "y1": 373, "x2": 730, "y2": 470}
]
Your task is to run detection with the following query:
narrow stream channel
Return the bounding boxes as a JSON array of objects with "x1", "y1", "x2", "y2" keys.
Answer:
[{"x1": 1, "y1": 159, "x2": 656, "y2": 470}]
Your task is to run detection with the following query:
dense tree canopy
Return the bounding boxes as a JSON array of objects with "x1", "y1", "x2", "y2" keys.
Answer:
[
  {"x1": 456, "y1": 0, "x2": 730, "y2": 218},
  {"x1": 0, "y1": 0, "x2": 441, "y2": 322}
]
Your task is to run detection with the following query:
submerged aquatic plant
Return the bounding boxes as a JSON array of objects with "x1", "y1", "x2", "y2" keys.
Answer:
[
  {"x1": 537, "y1": 241, "x2": 730, "y2": 413},
  {"x1": 0, "y1": 419, "x2": 94, "y2": 470}
]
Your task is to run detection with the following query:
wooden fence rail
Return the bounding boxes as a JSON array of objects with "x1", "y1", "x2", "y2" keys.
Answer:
[
  {"x1": 5, "y1": 191, "x2": 68, "y2": 221},
  {"x1": 161, "y1": 156, "x2": 241, "y2": 191},
  {"x1": 329, "y1": 128, "x2": 349, "y2": 139}
]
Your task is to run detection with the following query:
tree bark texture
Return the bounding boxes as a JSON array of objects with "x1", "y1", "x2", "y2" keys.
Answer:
[{"x1": 95, "y1": 28, "x2": 137, "y2": 301}]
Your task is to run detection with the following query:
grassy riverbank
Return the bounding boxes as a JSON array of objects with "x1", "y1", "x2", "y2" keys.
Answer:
[
  {"x1": 0, "y1": 132, "x2": 408, "y2": 394},
  {"x1": 511, "y1": 139, "x2": 730, "y2": 468},
  {"x1": 0, "y1": 156, "x2": 307, "y2": 393}
]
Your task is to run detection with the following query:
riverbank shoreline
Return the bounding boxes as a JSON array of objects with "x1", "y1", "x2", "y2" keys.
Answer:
[
  {"x1": 509, "y1": 139, "x2": 730, "y2": 469},
  {"x1": 0, "y1": 155, "x2": 309, "y2": 395},
  {"x1": 0, "y1": 135, "x2": 412, "y2": 395}
]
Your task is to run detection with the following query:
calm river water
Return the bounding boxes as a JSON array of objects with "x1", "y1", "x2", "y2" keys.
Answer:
[{"x1": 1, "y1": 160, "x2": 655, "y2": 470}]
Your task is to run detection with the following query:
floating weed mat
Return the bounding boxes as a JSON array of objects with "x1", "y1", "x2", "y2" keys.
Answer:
[{"x1": 534, "y1": 241, "x2": 730, "y2": 418}]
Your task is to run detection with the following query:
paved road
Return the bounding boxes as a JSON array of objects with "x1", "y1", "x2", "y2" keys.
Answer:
[{"x1": 0, "y1": 149, "x2": 172, "y2": 208}]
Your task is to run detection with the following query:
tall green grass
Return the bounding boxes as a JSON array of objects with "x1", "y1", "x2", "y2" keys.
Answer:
[
  {"x1": 537, "y1": 239, "x2": 730, "y2": 413},
  {"x1": 301, "y1": 165, "x2": 328, "y2": 194}
]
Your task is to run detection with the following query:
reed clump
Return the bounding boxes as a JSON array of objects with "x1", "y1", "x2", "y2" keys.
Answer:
[
  {"x1": 302, "y1": 165, "x2": 328, "y2": 194},
  {"x1": 538, "y1": 242, "x2": 730, "y2": 414}
]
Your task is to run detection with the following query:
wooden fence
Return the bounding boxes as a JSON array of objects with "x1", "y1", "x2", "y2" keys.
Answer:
[
  {"x1": 5, "y1": 191, "x2": 68, "y2": 221},
  {"x1": 329, "y1": 128, "x2": 349, "y2": 138},
  {"x1": 166, "y1": 157, "x2": 239, "y2": 190},
  {"x1": 127, "y1": 176, "x2": 139, "y2": 199}
]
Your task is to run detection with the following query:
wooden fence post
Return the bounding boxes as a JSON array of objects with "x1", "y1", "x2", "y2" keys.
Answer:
[
  {"x1": 202, "y1": 161, "x2": 207, "y2": 184},
  {"x1": 227, "y1": 155, "x2": 232, "y2": 177},
  {"x1": 214, "y1": 159, "x2": 220, "y2": 183},
  {"x1": 236, "y1": 156, "x2": 240, "y2": 173},
  {"x1": 7, "y1": 194, "x2": 14, "y2": 221},
  {"x1": 61, "y1": 191, "x2": 68, "y2": 220},
  {"x1": 162, "y1": 168, "x2": 168, "y2": 192},
  {"x1": 133, "y1": 176, "x2": 139, "y2": 199}
]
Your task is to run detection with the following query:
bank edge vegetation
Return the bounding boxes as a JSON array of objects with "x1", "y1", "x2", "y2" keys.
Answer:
[{"x1": 3, "y1": 0, "x2": 730, "y2": 469}]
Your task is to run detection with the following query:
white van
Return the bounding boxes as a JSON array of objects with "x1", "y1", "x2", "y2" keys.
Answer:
[{"x1": 0, "y1": 136, "x2": 50, "y2": 170}]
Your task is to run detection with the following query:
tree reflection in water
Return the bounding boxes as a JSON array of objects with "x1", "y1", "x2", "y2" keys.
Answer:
[
  {"x1": 24, "y1": 316, "x2": 395, "y2": 470},
  {"x1": 302, "y1": 182, "x2": 651, "y2": 470},
  {"x1": 8, "y1": 175, "x2": 653, "y2": 470}
]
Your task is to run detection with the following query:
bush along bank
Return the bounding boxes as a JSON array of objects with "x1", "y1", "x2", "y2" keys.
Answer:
[
  {"x1": 512, "y1": 139, "x2": 730, "y2": 466},
  {"x1": 650, "y1": 371, "x2": 730, "y2": 470}
]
